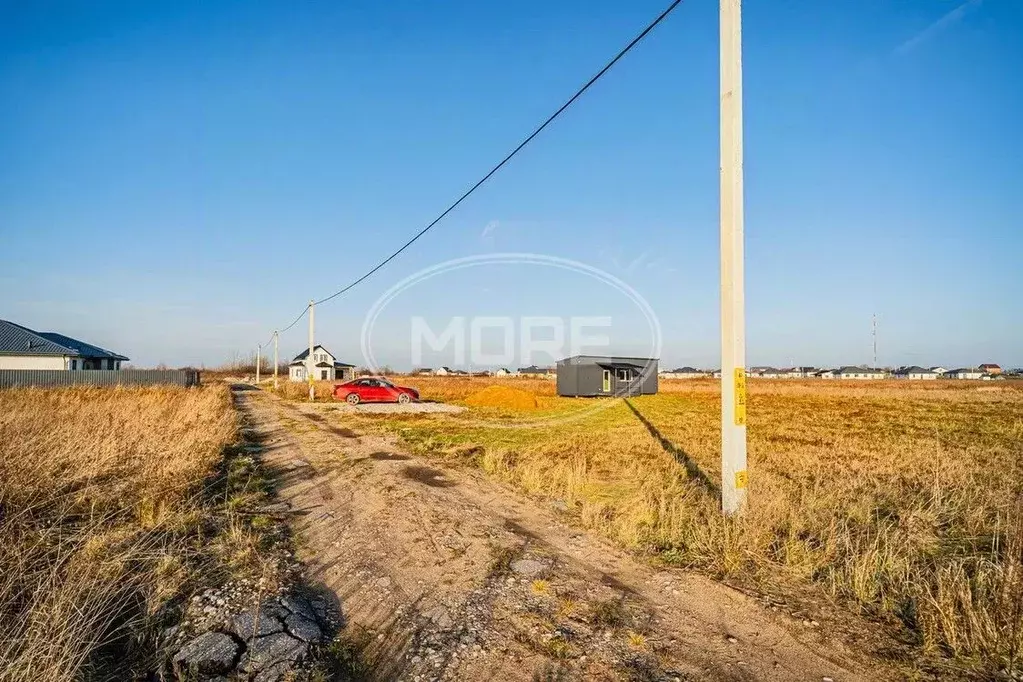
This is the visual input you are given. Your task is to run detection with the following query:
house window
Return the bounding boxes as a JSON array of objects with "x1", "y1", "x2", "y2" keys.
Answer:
[
  {"x1": 71, "y1": 359, "x2": 77, "y2": 370},
  {"x1": 616, "y1": 368, "x2": 632, "y2": 382}
]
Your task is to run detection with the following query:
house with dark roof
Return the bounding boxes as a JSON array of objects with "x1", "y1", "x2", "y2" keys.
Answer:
[
  {"x1": 0, "y1": 319, "x2": 128, "y2": 370},
  {"x1": 517, "y1": 365, "x2": 556, "y2": 377},
  {"x1": 979, "y1": 363, "x2": 1002, "y2": 375},
  {"x1": 288, "y1": 345, "x2": 354, "y2": 382},
  {"x1": 893, "y1": 366, "x2": 937, "y2": 380},
  {"x1": 836, "y1": 366, "x2": 886, "y2": 380},
  {"x1": 944, "y1": 367, "x2": 985, "y2": 380}
]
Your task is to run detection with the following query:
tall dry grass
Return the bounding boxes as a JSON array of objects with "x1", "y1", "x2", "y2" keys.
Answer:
[
  {"x1": 334, "y1": 378, "x2": 1023, "y2": 675},
  {"x1": 0, "y1": 386, "x2": 238, "y2": 682}
]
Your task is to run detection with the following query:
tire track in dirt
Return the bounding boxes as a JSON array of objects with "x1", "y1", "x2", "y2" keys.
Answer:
[{"x1": 238, "y1": 388, "x2": 897, "y2": 682}]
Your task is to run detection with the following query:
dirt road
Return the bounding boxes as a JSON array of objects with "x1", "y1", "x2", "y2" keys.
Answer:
[{"x1": 237, "y1": 388, "x2": 894, "y2": 681}]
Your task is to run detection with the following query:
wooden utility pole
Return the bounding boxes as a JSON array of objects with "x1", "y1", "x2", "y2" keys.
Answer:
[
  {"x1": 308, "y1": 301, "x2": 315, "y2": 402},
  {"x1": 256, "y1": 344, "x2": 261, "y2": 385},
  {"x1": 273, "y1": 330, "x2": 279, "y2": 390},
  {"x1": 720, "y1": 0, "x2": 747, "y2": 516}
]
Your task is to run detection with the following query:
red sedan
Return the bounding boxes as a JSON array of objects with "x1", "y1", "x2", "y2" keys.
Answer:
[{"x1": 332, "y1": 377, "x2": 420, "y2": 405}]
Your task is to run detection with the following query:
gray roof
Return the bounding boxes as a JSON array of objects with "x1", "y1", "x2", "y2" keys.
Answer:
[
  {"x1": 837, "y1": 366, "x2": 884, "y2": 374},
  {"x1": 0, "y1": 320, "x2": 128, "y2": 360},
  {"x1": 37, "y1": 332, "x2": 128, "y2": 360},
  {"x1": 292, "y1": 345, "x2": 331, "y2": 362},
  {"x1": 668, "y1": 367, "x2": 702, "y2": 373},
  {"x1": 895, "y1": 366, "x2": 934, "y2": 375}
]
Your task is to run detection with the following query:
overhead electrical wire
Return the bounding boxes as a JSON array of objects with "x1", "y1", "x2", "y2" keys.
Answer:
[{"x1": 267, "y1": 0, "x2": 683, "y2": 336}]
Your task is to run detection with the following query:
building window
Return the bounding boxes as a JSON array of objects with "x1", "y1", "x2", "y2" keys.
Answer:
[
  {"x1": 71, "y1": 359, "x2": 77, "y2": 370},
  {"x1": 617, "y1": 368, "x2": 632, "y2": 382}
]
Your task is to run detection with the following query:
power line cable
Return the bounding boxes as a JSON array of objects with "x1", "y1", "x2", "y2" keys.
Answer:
[
  {"x1": 278, "y1": 305, "x2": 309, "y2": 335},
  {"x1": 312, "y1": 0, "x2": 683, "y2": 306},
  {"x1": 263, "y1": 0, "x2": 682, "y2": 342}
]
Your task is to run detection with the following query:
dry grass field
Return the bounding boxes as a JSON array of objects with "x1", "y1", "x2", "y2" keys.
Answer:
[
  {"x1": 304, "y1": 375, "x2": 1023, "y2": 676},
  {"x1": 0, "y1": 386, "x2": 241, "y2": 682}
]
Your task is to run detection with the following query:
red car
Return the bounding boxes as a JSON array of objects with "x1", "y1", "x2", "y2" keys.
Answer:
[{"x1": 332, "y1": 377, "x2": 420, "y2": 405}]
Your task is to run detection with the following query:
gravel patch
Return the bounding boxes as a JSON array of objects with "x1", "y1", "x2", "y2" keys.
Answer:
[{"x1": 330, "y1": 402, "x2": 466, "y2": 414}]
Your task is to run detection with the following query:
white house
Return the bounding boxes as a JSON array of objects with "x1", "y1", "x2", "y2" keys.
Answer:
[
  {"x1": 288, "y1": 345, "x2": 354, "y2": 382},
  {"x1": 929, "y1": 367, "x2": 948, "y2": 376},
  {"x1": 836, "y1": 366, "x2": 886, "y2": 380},
  {"x1": 0, "y1": 319, "x2": 128, "y2": 370},
  {"x1": 944, "y1": 368, "x2": 985, "y2": 380},
  {"x1": 493, "y1": 368, "x2": 514, "y2": 377},
  {"x1": 894, "y1": 366, "x2": 937, "y2": 380},
  {"x1": 816, "y1": 369, "x2": 838, "y2": 379},
  {"x1": 660, "y1": 367, "x2": 707, "y2": 379}
]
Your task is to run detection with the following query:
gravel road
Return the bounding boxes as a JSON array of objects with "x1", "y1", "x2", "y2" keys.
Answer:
[{"x1": 235, "y1": 388, "x2": 895, "y2": 682}]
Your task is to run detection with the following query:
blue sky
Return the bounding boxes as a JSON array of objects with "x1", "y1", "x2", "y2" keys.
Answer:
[{"x1": 1, "y1": 0, "x2": 1020, "y2": 369}]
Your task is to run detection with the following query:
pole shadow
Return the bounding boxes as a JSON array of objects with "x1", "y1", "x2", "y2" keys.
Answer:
[{"x1": 623, "y1": 399, "x2": 720, "y2": 498}]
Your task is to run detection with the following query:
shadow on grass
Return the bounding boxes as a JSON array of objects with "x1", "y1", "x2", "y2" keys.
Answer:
[{"x1": 623, "y1": 399, "x2": 720, "y2": 499}]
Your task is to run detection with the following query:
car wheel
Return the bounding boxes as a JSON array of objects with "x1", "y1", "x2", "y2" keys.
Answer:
[
  {"x1": 397, "y1": 393, "x2": 411, "y2": 404},
  {"x1": 346, "y1": 393, "x2": 361, "y2": 405}
]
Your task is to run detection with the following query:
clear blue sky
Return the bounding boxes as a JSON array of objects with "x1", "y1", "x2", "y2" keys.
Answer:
[{"x1": 1, "y1": 0, "x2": 1020, "y2": 369}]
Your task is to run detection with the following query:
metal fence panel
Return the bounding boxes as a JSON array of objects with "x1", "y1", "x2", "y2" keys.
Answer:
[{"x1": 0, "y1": 369, "x2": 201, "y2": 389}]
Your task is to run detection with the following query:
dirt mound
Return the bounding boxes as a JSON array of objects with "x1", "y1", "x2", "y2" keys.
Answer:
[{"x1": 464, "y1": 385, "x2": 539, "y2": 410}]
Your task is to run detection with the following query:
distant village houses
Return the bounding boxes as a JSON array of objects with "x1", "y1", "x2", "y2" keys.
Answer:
[
  {"x1": 518, "y1": 365, "x2": 556, "y2": 378},
  {"x1": 659, "y1": 367, "x2": 707, "y2": 379}
]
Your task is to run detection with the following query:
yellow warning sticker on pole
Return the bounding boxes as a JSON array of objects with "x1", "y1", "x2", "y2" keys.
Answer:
[
  {"x1": 733, "y1": 367, "x2": 747, "y2": 426},
  {"x1": 735, "y1": 470, "x2": 748, "y2": 489}
]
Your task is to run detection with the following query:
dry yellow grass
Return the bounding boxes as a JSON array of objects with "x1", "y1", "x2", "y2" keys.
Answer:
[
  {"x1": 0, "y1": 386, "x2": 239, "y2": 681},
  {"x1": 464, "y1": 385, "x2": 540, "y2": 410},
  {"x1": 334, "y1": 377, "x2": 1023, "y2": 675}
]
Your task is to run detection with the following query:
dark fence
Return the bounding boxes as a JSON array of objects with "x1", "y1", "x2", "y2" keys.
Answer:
[{"x1": 0, "y1": 369, "x2": 201, "y2": 389}]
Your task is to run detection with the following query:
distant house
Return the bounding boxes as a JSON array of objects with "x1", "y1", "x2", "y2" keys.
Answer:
[
  {"x1": 288, "y1": 345, "x2": 354, "y2": 382},
  {"x1": 556, "y1": 355, "x2": 658, "y2": 397},
  {"x1": 893, "y1": 366, "x2": 937, "y2": 380},
  {"x1": 433, "y1": 366, "x2": 471, "y2": 376},
  {"x1": 750, "y1": 367, "x2": 781, "y2": 379},
  {"x1": 979, "y1": 363, "x2": 1002, "y2": 375},
  {"x1": 929, "y1": 367, "x2": 948, "y2": 375},
  {"x1": 493, "y1": 368, "x2": 513, "y2": 377},
  {"x1": 836, "y1": 366, "x2": 886, "y2": 380},
  {"x1": 413, "y1": 367, "x2": 434, "y2": 376},
  {"x1": 777, "y1": 367, "x2": 811, "y2": 379},
  {"x1": 518, "y1": 365, "x2": 556, "y2": 377},
  {"x1": 660, "y1": 366, "x2": 706, "y2": 379},
  {"x1": 0, "y1": 319, "x2": 128, "y2": 370},
  {"x1": 944, "y1": 368, "x2": 985, "y2": 380},
  {"x1": 816, "y1": 369, "x2": 838, "y2": 379}
]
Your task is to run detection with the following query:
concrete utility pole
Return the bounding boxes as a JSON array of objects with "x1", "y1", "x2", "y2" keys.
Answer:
[
  {"x1": 273, "y1": 330, "x2": 279, "y2": 390},
  {"x1": 719, "y1": 0, "x2": 747, "y2": 516},
  {"x1": 308, "y1": 300, "x2": 315, "y2": 402},
  {"x1": 256, "y1": 344, "x2": 261, "y2": 385}
]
